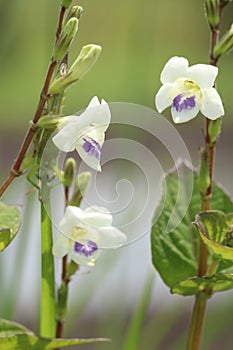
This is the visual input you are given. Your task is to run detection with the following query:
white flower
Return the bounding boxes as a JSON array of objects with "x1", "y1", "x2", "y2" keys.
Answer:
[
  {"x1": 155, "y1": 56, "x2": 224, "y2": 124},
  {"x1": 52, "y1": 96, "x2": 111, "y2": 171},
  {"x1": 52, "y1": 205, "x2": 127, "y2": 267}
]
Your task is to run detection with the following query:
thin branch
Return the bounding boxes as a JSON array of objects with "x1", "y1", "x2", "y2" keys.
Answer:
[{"x1": 0, "y1": 6, "x2": 66, "y2": 198}]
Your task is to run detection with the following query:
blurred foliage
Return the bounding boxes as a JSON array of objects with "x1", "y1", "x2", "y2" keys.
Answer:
[{"x1": 0, "y1": 0, "x2": 232, "y2": 131}]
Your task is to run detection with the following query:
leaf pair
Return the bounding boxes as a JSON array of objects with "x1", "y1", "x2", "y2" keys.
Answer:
[{"x1": 151, "y1": 162, "x2": 233, "y2": 296}]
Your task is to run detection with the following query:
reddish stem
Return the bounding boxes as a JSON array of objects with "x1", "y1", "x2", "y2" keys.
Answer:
[{"x1": 0, "y1": 6, "x2": 66, "y2": 198}]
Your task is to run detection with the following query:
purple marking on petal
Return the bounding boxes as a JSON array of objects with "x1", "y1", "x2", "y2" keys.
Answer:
[
  {"x1": 83, "y1": 138, "x2": 101, "y2": 159},
  {"x1": 74, "y1": 240, "x2": 98, "y2": 257},
  {"x1": 173, "y1": 94, "x2": 196, "y2": 112}
]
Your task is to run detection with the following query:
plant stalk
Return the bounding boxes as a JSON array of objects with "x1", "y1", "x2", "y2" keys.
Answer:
[
  {"x1": 186, "y1": 4, "x2": 223, "y2": 349},
  {"x1": 55, "y1": 186, "x2": 70, "y2": 350},
  {"x1": 0, "y1": 6, "x2": 66, "y2": 199},
  {"x1": 40, "y1": 199, "x2": 56, "y2": 338}
]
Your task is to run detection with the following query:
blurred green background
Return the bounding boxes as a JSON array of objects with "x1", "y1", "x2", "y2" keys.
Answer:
[{"x1": 0, "y1": 0, "x2": 233, "y2": 349}]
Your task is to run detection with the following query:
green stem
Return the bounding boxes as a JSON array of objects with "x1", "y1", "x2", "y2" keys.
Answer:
[
  {"x1": 186, "y1": 293, "x2": 209, "y2": 350},
  {"x1": 40, "y1": 200, "x2": 56, "y2": 338},
  {"x1": 55, "y1": 186, "x2": 70, "y2": 342},
  {"x1": 186, "y1": 4, "x2": 224, "y2": 350}
]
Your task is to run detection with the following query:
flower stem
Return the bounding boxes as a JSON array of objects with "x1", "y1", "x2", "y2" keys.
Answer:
[
  {"x1": 40, "y1": 199, "x2": 56, "y2": 338},
  {"x1": 186, "y1": 293, "x2": 209, "y2": 350},
  {"x1": 55, "y1": 186, "x2": 70, "y2": 350},
  {"x1": 0, "y1": 6, "x2": 66, "y2": 199},
  {"x1": 186, "y1": 4, "x2": 224, "y2": 350}
]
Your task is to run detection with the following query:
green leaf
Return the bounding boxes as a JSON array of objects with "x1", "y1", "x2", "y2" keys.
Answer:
[
  {"x1": 0, "y1": 202, "x2": 21, "y2": 251},
  {"x1": 195, "y1": 210, "x2": 233, "y2": 261},
  {"x1": 0, "y1": 318, "x2": 110, "y2": 350},
  {"x1": 171, "y1": 273, "x2": 233, "y2": 296},
  {"x1": 151, "y1": 162, "x2": 233, "y2": 288},
  {"x1": 0, "y1": 319, "x2": 33, "y2": 337}
]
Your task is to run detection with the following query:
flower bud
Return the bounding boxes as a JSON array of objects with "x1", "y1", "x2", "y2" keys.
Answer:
[
  {"x1": 61, "y1": 0, "x2": 72, "y2": 9},
  {"x1": 214, "y1": 24, "x2": 233, "y2": 59},
  {"x1": 198, "y1": 148, "x2": 210, "y2": 196},
  {"x1": 65, "y1": 5, "x2": 83, "y2": 22},
  {"x1": 205, "y1": 0, "x2": 220, "y2": 29},
  {"x1": 208, "y1": 118, "x2": 222, "y2": 144},
  {"x1": 53, "y1": 17, "x2": 79, "y2": 61},
  {"x1": 49, "y1": 44, "x2": 102, "y2": 94},
  {"x1": 67, "y1": 260, "x2": 79, "y2": 278},
  {"x1": 69, "y1": 172, "x2": 91, "y2": 207},
  {"x1": 64, "y1": 158, "x2": 76, "y2": 188}
]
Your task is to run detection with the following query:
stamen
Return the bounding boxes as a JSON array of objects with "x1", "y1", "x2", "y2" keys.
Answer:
[
  {"x1": 83, "y1": 137, "x2": 101, "y2": 159},
  {"x1": 173, "y1": 94, "x2": 196, "y2": 112},
  {"x1": 74, "y1": 240, "x2": 98, "y2": 257}
]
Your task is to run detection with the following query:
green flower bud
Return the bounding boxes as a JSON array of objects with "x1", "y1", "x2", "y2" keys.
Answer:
[
  {"x1": 198, "y1": 148, "x2": 210, "y2": 196},
  {"x1": 69, "y1": 172, "x2": 91, "y2": 207},
  {"x1": 67, "y1": 260, "x2": 79, "y2": 278},
  {"x1": 49, "y1": 44, "x2": 102, "y2": 94},
  {"x1": 65, "y1": 5, "x2": 83, "y2": 22},
  {"x1": 64, "y1": 158, "x2": 76, "y2": 188},
  {"x1": 53, "y1": 18, "x2": 79, "y2": 60},
  {"x1": 205, "y1": 0, "x2": 220, "y2": 29},
  {"x1": 214, "y1": 24, "x2": 233, "y2": 59},
  {"x1": 61, "y1": 0, "x2": 72, "y2": 9},
  {"x1": 208, "y1": 118, "x2": 222, "y2": 144}
]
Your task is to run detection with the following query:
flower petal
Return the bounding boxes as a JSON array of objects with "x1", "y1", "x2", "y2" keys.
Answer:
[
  {"x1": 52, "y1": 96, "x2": 111, "y2": 155},
  {"x1": 187, "y1": 64, "x2": 218, "y2": 88},
  {"x1": 201, "y1": 88, "x2": 224, "y2": 119},
  {"x1": 155, "y1": 83, "x2": 176, "y2": 112},
  {"x1": 76, "y1": 138, "x2": 102, "y2": 171},
  {"x1": 52, "y1": 121, "x2": 81, "y2": 152},
  {"x1": 96, "y1": 226, "x2": 127, "y2": 248},
  {"x1": 52, "y1": 233, "x2": 69, "y2": 258},
  {"x1": 171, "y1": 93, "x2": 200, "y2": 123},
  {"x1": 59, "y1": 206, "x2": 84, "y2": 238},
  {"x1": 77, "y1": 97, "x2": 111, "y2": 133},
  {"x1": 82, "y1": 207, "x2": 113, "y2": 227},
  {"x1": 160, "y1": 56, "x2": 189, "y2": 84},
  {"x1": 69, "y1": 241, "x2": 100, "y2": 267}
]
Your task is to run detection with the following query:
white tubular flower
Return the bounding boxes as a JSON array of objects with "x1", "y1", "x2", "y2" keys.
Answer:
[
  {"x1": 155, "y1": 56, "x2": 224, "y2": 124},
  {"x1": 52, "y1": 96, "x2": 111, "y2": 171},
  {"x1": 52, "y1": 206, "x2": 127, "y2": 267}
]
